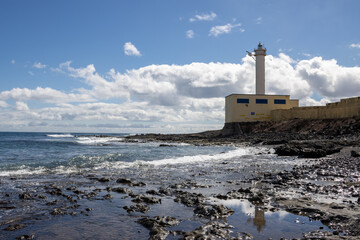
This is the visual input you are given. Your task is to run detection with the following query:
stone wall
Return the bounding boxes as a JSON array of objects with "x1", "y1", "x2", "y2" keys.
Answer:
[{"x1": 271, "y1": 97, "x2": 360, "y2": 121}]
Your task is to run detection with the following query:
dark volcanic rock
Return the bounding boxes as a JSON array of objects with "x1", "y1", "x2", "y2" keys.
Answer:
[
  {"x1": 19, "y1": 192, "x2": 32, "y2": 200},
  {"x1": 4, "y1": 224, "x2": 26, "y2": 231},
  {"x1": 351, "y1": 150, "x2": 360, "y2": 157},
  {"x1": 194, "y1": 204, "x2": 234, "y2": 219},
  {"x1": 123, "y1": 204, "x2": 150, "y2": 213},
  {"x1": 116, "y1": 178, "x2": 146, "y2": 186},
  {"x1": 16, "y1": 235, "x2": 35, "y2": 240},
  {"x1": 137, "y1": 216, "x2": 179, "y2": 240},
  {"x1": 275, "y1": 141, "x2": 343, "y2": 158}
]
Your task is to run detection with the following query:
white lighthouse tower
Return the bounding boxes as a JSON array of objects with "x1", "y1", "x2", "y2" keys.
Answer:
[{"x1": 254, "y1": 42, "x2": 266, "y2": 95}]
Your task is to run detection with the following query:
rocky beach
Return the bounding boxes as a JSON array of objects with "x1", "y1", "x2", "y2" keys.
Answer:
[{"x1": 1, "y1": 117, "x2": 360, "y2": 239}]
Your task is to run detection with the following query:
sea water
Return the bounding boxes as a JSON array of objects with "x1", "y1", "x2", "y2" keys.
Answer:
[{"x1": 0, "y1": 132, "x2": 331, "y2": 239}]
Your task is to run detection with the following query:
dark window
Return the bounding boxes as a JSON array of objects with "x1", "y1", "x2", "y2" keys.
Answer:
[
  {"x1": 237, "y1": 98, "x2": 249, "y2": 103},
  {"x1": 274, "y1": 99, "x2": 286, "y2": 104},
  {"x1": 256, "y1": 99, "x2": 268, "y2": 104},
  {"x1": 251, "y1": 112, "x2": 255, "y2": 115}
]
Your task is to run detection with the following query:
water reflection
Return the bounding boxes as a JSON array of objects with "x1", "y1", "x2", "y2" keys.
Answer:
[{"x1": 253, "y1": 207, "x2": 266, "y2": 232}]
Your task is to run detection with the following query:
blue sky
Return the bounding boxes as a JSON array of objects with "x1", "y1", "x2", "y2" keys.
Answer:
[{"x1": 1, "y1": 0, "x2": 360, "y2": 133}]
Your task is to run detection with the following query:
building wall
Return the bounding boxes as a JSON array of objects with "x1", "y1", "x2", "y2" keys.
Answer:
[
  {"x1": 225, "y1": 94, "x2": 299, "y2": 123},
  {"x1": 271, "y1": 97, "x2": 360, "y2": 121}
]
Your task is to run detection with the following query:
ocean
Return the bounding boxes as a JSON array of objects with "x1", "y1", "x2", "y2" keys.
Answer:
[{"x1": 0, "y1": 132, "x2": 331, "y2": 239}]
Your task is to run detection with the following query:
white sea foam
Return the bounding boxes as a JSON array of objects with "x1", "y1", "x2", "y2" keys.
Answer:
[
  {"x1": 47, "y1": 134, "x2": 74, "y2": 138},
  {"x1": 75, "y1": 136, "x2": 123, "y2": 145},
  {"x1": 0, "y1": 146, "x2": 277, "y2": 176}
]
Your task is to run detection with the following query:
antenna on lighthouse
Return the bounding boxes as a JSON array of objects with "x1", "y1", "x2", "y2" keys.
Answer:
[{"x1": 246, "y1": 51, "x2": 255, "y2": 61}]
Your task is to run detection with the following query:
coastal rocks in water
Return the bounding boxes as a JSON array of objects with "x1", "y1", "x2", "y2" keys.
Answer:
[
  {"x1": 173, "y1": 190, "x2": 204, "y2": 207},
  {"x1": 16, "y1": 235, "x2": 35, "y2": 240},
  {"x1": 4, "y1": 224, "x2": 26, "y2": 231},
  {"x1": 137, "y1": 216, "x2": 179, "y2": 240},
  {"x1": 351, "y1": 150, "x2": 360, "y2": 157},
  {"x1": 131, "y1": 194, "x2": 161, "y2": 204},
  {"x1": 116, "y1": 178, "x2": 146, "y2": 187},
  {"x1": 274, "y1": 141, "x2": 343, "y2": 158},
  {"x1": 123, "y1": 204, "x2": 150, "y2": 213},
  {"x1": 194, "y1": 204, "x2": 234, "y2": 219},
  {"x1": 181, "y1": 221, "x2": 240, "y2": 240},
  {"x1": 19, "y1": 192, "x2": 32, "y2": 200},
  {"x1": 112, "y1": 187, "x2": 132, "y2": 194}
]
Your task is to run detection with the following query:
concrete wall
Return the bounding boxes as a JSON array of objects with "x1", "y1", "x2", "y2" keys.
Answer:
[
  {"x1": 225, "y1": 94, "x2": 299, "y2": 123},
  {"x1": 271, "y1": 97, "x2": 360, "y2": 121}
]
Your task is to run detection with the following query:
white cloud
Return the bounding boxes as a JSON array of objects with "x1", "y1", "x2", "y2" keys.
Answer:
[
  {"x1": 186, "y1": 30, "x2": 194, "y2": 39},
  {"x1": 0, "y1": 86, "x2": 95, "y2": 103},
  {"x1": 296, "y1": 57, "x2": 360, "y2": 99},
  {"x1": 1, "y1": 54, "x2": 360, "y2": 132},
  {"x1": 11, "y1": 59, "x2": 15, "y2": 64},
  {"x1": 350, "y1": 43, "x2": 360, "y2": 48},
  {"x1": 209, "y1": 23, "x2": 244, "y2": 37},
  {"x1": 189, "y1": 12, "x2": 216, "y2": 22},
  {"x1": 256, "y1": 17, "x2": 262, "y2": 24},
  {"x1": 33, "y1": 62, "x2": 47, "y2": 69},
  {"x1": 15, "y1": 101, "x2": 29, "y2": 111},
  {"x1": 124, "y1": 42, "x2": 141, "y2": 56},
  {"x1": 0, "y1": 101, "x2": 8, "y2": 108}
]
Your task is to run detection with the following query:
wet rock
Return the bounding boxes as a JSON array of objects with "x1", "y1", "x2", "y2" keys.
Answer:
[
  {"x1": 19, "y1": 192, "x2": 32, "y2": 200},
  {"x1": 16, "y1": 234, "x2": 35, "y2": 240},
  {"x1": 103, "y1": 194, "x2": 113, "y2": 199},
  {"x1": 131, "y1": 194, "x2": 161, "y2": 204},
  {"x1": 116, "y1": 178, "x2": 146, "y2": 186},
  {"x1": 137, "y1": 216, "x2": 179, "y2": 240},
  {"x1": 4, "y1": 224, "x2": 26, "y2": 231},
  {"x1": 51, "y1": 208, "x2": 64, "y2": 215},
  {"x1": 46, "y1": 200, "x2": 59, "y2": 205},
  {"x1": 97, "y1": 177, "x2": 111, "y2": 182},
  {"x1": 123, "y1": 204, "x2": 150, "y2": 213},
  {"x1": 146, "y1": 189, "x2": 159, "y2": 195},
  {"x1": 181, "y1": 221, "x2": 237, "y2": 240},
  {"x1": 174, "y1": 190, "x2": 204, "y2": 207},
  {"x1": 112, "y1": 187, "x2": 131, "y2": 194},
  {"x1": 159, "y1": 144, "x2": 176, "y2": 147},
  {"x1": 275, "y1": 141, "x2": 343, "y2": 158},
  {"x1": 351, "y1": 150, "x2": 360, "y2": 157},
  {"x1": 194, "y1": 204, "x2": 234, "y2": 219}
]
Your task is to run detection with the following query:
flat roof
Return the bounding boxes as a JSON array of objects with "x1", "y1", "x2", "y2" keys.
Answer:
[{"x1": 225, "y1": 93, "x2": 291, "y2": 98}]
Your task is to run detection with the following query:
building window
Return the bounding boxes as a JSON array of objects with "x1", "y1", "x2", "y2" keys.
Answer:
[
  {"x1": 237, "y1": 98, "x2": 249, "y2": 104},
  {"x1": 274, "y1": 99, "x2": 286, "y2": 104},
  {"x1": 256, "y1": 99, "x2": 268, "y2": 104},
  {"x1": 251, "y1": 112, "x2": 255, "y2": 115}
]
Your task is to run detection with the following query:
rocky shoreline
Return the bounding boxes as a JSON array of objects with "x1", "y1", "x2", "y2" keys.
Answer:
[
  {"x1": 1, "y1": 117, "x2": 360, "y2": 239},
  {"x1": 124, "y1": 117, "x2": 360, "y2": 238}
]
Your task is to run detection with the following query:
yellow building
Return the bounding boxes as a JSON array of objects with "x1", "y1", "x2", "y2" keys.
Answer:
[
  {"x1": 225, "y1": 94, "x2": 298, "y2": 123},
  {"x1": 225, "y1": 43, "x2": 299, "y2": 123}
]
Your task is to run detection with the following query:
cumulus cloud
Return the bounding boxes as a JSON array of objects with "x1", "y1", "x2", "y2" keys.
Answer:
[
  {"x1": 1, "y1": 53, "x2": 360, "y2": 132},
  {"x1": 15, "y1": 101, "x2": 29, "y2": 111},
  {"x1": 350, "y1": 43, "x2": 360, "y2": 48},
  {"x1": 32, "y1": 62, "x2": 47, "y2": 69},
  {"x1": 189, "y1": 12, "x2": 216, "y2": 22},
  {"x1": 296, "y1": 57, "x2": 360, "y2": 99},
  {"x1": 256, "y1": 17, "x2": 262, "y2": 24},
  {"x1": 186, "y1": 30, "x2": 194, "y2": 39},
  {"x1": 124, "y1": 42, "x2": 141, "y2": 56},
  {"x1": 0, "y1": 86, "x2": 95, "y2": 103},
  {"x1": 209, "y1": 23, "x2": 244, "y2": 37},
  {"x1": 0, "y1": 100, "x2": 8, "y2": 108}
]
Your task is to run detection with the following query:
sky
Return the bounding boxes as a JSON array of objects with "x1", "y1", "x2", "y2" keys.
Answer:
[{"x1": 1, "y1": 0, "x2": 360, "y2": 133}]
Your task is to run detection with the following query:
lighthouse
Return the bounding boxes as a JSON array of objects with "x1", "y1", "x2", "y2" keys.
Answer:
[
  {"x1": 224, "y1": 42, "x2": 299, "y2": 125},
  {"x1": 254, "y1": 42, "x2": 266, "y2": 95}
]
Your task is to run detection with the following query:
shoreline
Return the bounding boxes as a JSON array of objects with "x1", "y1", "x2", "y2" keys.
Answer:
[{"x1": 1, "y1": 118, "x2": 360, "y2": 239}]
